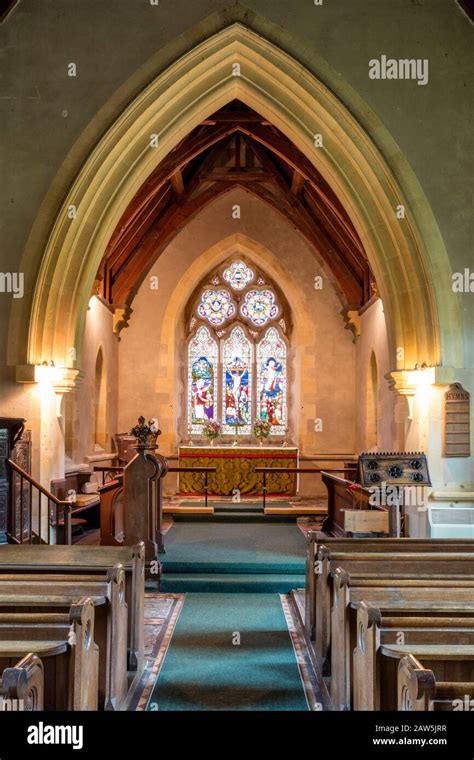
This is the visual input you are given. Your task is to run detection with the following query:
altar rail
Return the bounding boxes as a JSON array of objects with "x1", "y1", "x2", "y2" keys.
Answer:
[
  {"x1": 254, "y1": 466, "x2": 357, "y2": 509},
  {"x1": 94, "y1": 465, "x2": 216, "y2": 506}
]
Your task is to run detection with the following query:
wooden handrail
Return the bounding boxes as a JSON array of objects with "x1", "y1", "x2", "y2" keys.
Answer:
[
  {"x1": 93, "y1": 465, "x2": 124, "y2": 473},
  {"x1": 254, "y1": 467, "x2": 354, "y2": 474},
  {"x1": 7, "y1": 459, "x2": 70, "y2": 506},
  {"x1": 167, "y1": 466, "x2": 216, "y2": 473},
  {"x1": 254, "y1": 465, "x2": 357, "y2": 508},
  {"x1": 7, "y1": 459, "x2": 73, "y2": 545}
]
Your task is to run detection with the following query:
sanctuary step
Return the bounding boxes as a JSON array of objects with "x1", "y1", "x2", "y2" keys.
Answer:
[
  {"x1": 214, "y1": 503, "x2": 263, "y2": 513},
  {"x1": 170, "y1": 499, "x2": 308, "y2": 522},
  {"x1": 159, "y1": 572, "x2": 304, "y2": 594},
  {"x1": 172, "y1": 511, "x2": 296, "y2": 523}
]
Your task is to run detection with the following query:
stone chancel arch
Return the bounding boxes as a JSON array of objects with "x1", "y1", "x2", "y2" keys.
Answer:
[{"x1": 16, "y1": 23, "x2": 458, "y2": 379}]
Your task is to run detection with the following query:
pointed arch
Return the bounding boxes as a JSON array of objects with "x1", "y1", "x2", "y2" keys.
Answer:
[{"x1": 13, "y1": 22, "x2": 461, "y2": 382}]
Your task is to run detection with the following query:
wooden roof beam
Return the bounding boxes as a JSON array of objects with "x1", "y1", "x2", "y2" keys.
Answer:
[
  {"x1": 111, "y1": 182, "x2": 240, "y2": 304},
  {"x1": 170, "y1": 168, "x2": 185, "y2": 198},
  {"x1": 199, "y1": 168, "x2": 274, "y2": 182},
  {"x1": 290, "y1": 169, "x2": 305, "y2": 196}
]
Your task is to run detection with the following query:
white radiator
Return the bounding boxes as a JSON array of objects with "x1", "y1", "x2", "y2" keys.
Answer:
[{"x1": 428, "y1": 506, "x2": 474, "y2": 539}]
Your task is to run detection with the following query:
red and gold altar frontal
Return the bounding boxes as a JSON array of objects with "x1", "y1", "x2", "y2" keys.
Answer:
[{"x1": 178, "y1": 446, "x2": 298, "y2": 496}]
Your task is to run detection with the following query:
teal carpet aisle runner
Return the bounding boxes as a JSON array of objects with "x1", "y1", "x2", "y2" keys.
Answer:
[
  {"x1": 159, "y1": 523, "x2": 306, "y2": 592},
  {"x1": 144, "y1": 522, "x2": 312, "y2": 710},
  {"x1": 146, "y1": 592, "x2": 309, "y2": 711}
]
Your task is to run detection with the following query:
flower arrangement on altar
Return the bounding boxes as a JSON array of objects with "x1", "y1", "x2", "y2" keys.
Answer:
[
  {"x1": 202, "y1": 419, "x2": 221, "y2": 444},
  {"x1": 253, "y1": 419, "x2": 271, "y2": 444}
]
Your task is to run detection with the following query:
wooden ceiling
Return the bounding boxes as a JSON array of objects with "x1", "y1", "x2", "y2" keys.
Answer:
[{"x1": 98, "y1": 100, "x2": 373, "y2": 310}]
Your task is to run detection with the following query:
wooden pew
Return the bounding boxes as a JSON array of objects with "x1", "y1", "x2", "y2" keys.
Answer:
[
  {"x1": 0, "y1": 653, "x2": 44, "y2": 710},
  {"x1": 304, "y1": 534, "x2": 474, "y2": 642},
  {"x1": 0, "y1": 565, "x2": 128, "y2": 710},
  {"x1": 330, "y1": 568, "x2": 474, "y2": 710},
  {"x1": 0, "y1": 598, "x2": 98, "y2": 710},
  {"x1": 398, "y1": 654, "x2": 474, "y2": 711},
  {"x1": 0, "y1": 542, "x2": 146, "y2": 671},
  {"x1": 315, "y1": 545, "x2": 474, "y2": 663},
  {"x1": 372, "y1": 642, "x2": 474, "y2": 712},
  {"x1": 354, "y1": 602, "x2": 474, "y2": 710}
]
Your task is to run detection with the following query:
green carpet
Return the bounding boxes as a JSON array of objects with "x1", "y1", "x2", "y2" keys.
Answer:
[
  {"x1": 161, "y1": 523, "x2": 307, "y2": 574},
  {"x1": 160, "y1": 573, "x2": 304, "y2": 593},
  {"x1": 147, "y1": 593, "x2": 309, "y2": 711}
]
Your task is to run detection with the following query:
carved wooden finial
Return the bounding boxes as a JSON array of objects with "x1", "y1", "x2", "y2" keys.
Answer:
[{"x1": 130, "y1": 416, "x2": 162, "y2": 448}]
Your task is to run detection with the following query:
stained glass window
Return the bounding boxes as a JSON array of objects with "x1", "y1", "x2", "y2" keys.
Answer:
[
  {"x1": 188, "y1": 326, "x2": 218, "y2": 433},
  {"x1": 188, "y1": 261, "x2": 288, "y2": 439},
  {"x1": 256, "y1": 327, "x2": 287, "y2": 434},
  {"x1": 222, "y1": 325, "x2": 252, "y2": 435},
  {"x1": 223, "y1": 260, "x2": 254, "y2": 291},
  {"x1": 240, "y1": 289, "x2": 278, "y2": 326},
  {"x1": 197, "y1": 289, "x2": 236, "y2": 326}
]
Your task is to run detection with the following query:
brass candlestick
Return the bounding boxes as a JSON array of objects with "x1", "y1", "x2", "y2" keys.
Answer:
[{"x1": 232, "y1": 422, "x2": 241, "y2": 447}]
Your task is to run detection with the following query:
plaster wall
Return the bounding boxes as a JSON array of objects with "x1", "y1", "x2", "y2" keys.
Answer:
[{"x1": 66, "y1": 296, "x2": 119, "y2": 467}]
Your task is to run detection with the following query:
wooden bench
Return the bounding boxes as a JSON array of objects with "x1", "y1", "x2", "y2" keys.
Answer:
[
  {"x1": 398, "y1": 654, "x2": 474, "y2": 711},
  {"x1": 0, "y1": 653, "x2": 44, "y2": 710},
  {"x1": 354, "y1": 601, "x2": 474, "y2": 710},
  {"x1": 0, "y1": 566, "x2": 128, "y2": 711},
  {"x1": 304, "y1": 535, "x2": 474, "y2": 642},
  {"x1": 314, "y1": 544, "x2": 474, "y2": 663},
  {"x1": 0, "y1": 598, "x2": 98, "y2": 710},
  {"x1": 330, "y1": 568, "x2": 474, "y2": 710},
  {"x1": 0, "y1": 542, "x2": 146, "y2": 672},
  {"x1": 376, "y1": 643, "x2": 474, "y2": 712}
]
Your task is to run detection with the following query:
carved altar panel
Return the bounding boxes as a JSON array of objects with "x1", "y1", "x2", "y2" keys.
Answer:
[
  {"x1": 178, "y1": 446, "x2": 298, "y2": 496},
  {"x1": 444, "y1": 383, "x2": 470, "y2": 457}
]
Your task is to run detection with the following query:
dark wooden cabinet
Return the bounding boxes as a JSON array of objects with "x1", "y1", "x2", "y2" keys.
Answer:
[
  {"x1": 0, "y1": 418, "x2": 27, "y2": 544},
  {"x1": 10, "y1": 429, "x2": 32, "y2": 543}
]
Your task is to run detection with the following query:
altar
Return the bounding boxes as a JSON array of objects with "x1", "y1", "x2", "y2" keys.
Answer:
[{"x1": 178, "y1": 446, "x2": 299, "y2": 496}]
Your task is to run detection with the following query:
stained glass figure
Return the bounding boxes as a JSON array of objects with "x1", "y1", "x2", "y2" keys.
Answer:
[
  {"x1": 197, "y1": 289, "x2": 236, "y2": 326},
  {"x1": 240, "y1": 289, "x2": 278, "y2": 326},
  {"x1": 222, "y1": 325, "x2": 252, "y2": 434},
  {"x1": 188, "y1": 326, "x2": 218, "y2": 433},
  {"x1": 223, "y1": 260, "x2": 254, "y2": 291},
  {"x1": 257, "y1": 327, "x2": 287, "y2": 434}
]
